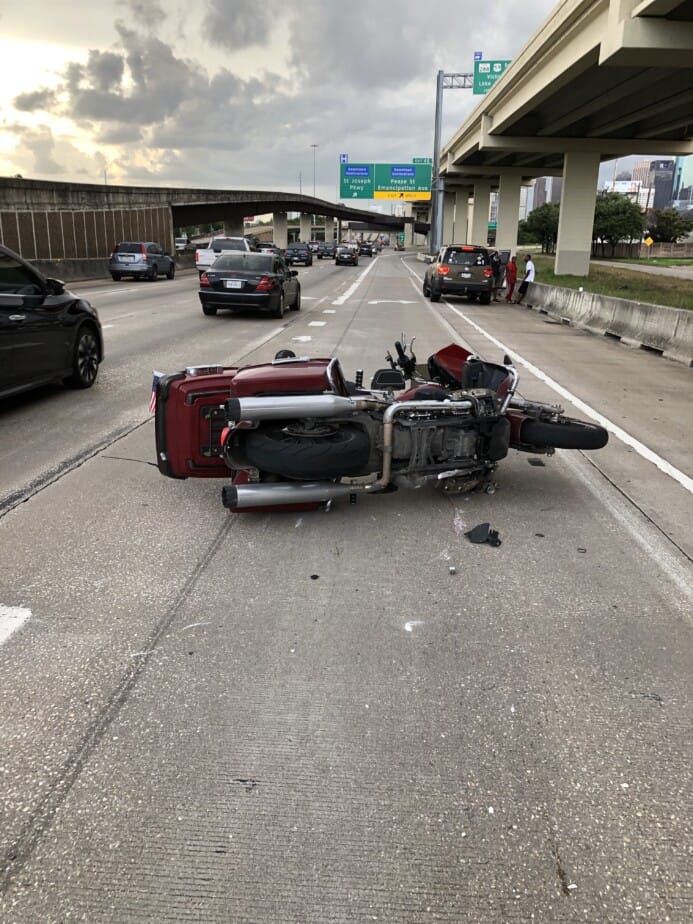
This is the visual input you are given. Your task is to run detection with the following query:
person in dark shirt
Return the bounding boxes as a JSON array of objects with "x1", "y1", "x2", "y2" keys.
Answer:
[{"x1": 490, "y1": 251, "x2": 502, "y2": 301}]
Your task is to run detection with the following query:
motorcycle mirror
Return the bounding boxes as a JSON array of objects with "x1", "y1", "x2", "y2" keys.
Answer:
[{"x1": 503, "y1": 354, "x2": 512, "y2": 366}]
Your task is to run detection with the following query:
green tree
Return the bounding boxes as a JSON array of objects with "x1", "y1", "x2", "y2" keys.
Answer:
[
  {"x1": 524, "y1": 202, "x2": 560, "y2": 253},
  {"x1": 649, "y1": 208, "x2": 693, "y2": 243},
  {"x1": 592, "y1": 191, "x2": 644, "y2": 257},
  {"x1": 517, "y1": 219, "x2": 540, "y2": 246}
]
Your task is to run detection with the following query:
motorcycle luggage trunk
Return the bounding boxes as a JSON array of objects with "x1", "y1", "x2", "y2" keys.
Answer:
[{"x1": 155, "y1": 367, "x2": 238, "y2": 478}]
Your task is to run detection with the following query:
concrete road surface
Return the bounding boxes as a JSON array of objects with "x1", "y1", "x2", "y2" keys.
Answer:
[{"x1": 1, "y1": 252, "x2": 691, "y2": 922}]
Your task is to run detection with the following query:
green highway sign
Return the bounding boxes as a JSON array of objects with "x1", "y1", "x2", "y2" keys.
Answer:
[
  {"x1": 339, "y1": 162, "x2": 432, "y2": 200},
  {"x1": 340, "y1": 164, "x2": 374, "y2": 199},
  {"x1": 473, "y1": 59, "x2": 511, "y2": 95},
  {"x1": 412, "y1": 157, "x2": 432, "y2": 164}
]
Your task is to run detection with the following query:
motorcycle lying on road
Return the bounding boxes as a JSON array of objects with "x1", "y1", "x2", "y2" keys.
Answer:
[{"x1": 154, "y1": 338, "x2": 608, "y2": 513}]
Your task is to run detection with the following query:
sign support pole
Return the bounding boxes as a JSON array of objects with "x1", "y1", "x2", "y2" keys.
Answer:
[{"x1": 430, "y1": 71, "x2": 473, "y2": 255}]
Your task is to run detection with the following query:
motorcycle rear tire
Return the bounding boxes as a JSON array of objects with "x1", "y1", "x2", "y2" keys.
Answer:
[
  {"x1": 521, "y1": 416, "x2": 608, "y2": 450},
  {"x1": 243, "y1": 424, "x2": 371, "y2": 480}
]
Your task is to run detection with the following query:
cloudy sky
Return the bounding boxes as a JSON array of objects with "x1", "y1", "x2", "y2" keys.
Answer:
[{"x1": 0, "y1": 0, "x2": 636, "y2": 200}]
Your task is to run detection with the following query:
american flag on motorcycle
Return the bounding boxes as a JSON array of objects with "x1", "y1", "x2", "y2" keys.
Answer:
[{"x1": 148, "y1": 371, "x2": 164, "y2": 414}]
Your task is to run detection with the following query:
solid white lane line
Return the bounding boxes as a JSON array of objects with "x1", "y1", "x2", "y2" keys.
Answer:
[
  {"x1": 332, "y1": 257, "x2": 379, "y2": 306},
  {"x1": 0, "y1": 605, "x2": 31, "y2": 647},
  {"x1": 403, "y1": 261, "x2": 693, "y2": 495}
]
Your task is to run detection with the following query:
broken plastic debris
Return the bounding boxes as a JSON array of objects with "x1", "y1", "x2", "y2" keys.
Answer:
[
  {"x1": 449, "y1": 566, "x2": 456, "y2": 575},
  {"x1": 465, "y1": 523, "x2": 502, "y2": 547}
]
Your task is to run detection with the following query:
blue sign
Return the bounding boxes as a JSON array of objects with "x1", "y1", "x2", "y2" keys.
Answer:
[
  {"x1": 474, "y1": 51, "x2": 483, "y2": 61},
  {"x1": 345, "y1": 165, "x2": 371, "y2": 177},
  {"x1": 339, "y1": 153, "x2": 348, "y2": 164},
  {"x1": 391, "y1": 166, "x2": 415, "y2": 178}
]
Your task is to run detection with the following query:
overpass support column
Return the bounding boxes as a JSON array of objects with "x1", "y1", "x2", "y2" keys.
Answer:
[
  {"x1": 441, "y1": 191, "x2": 456, "y2": 246},
  {"x1": 273, "y1": 212, "x2": 288, "y2": 250},
  {"x1": 453, "y1": 190, "x2": 470, "y2": 245},
  {"x1": 324, "y1": 217, "x2": 335, "y2": 242},
  {"x1": 496, "y1": 174, "x2": 522, "y2": 252},
  {"x1": 470, "y1": 181, "x2": 492, "y2": 246},
  {"x1": 299, "y1": 214, "x2": 312, "y2": 242},
  {"x1": 555, "y1": 151, "x2": 600, "y2": 276}
]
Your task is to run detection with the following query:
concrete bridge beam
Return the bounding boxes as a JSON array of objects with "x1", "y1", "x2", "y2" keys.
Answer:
[
  {"x1": 273, "y1": 212, "x2": 288, "y2": 250},
  {"x1": 470, "y1": 181, "x2": 493, "y2": 246},
  {"x1": 555, "y1": 150, "x2": 601, "y2": 276},
  {"x1": 496, "y1": 174, "x2": 522, "y2": 252}
]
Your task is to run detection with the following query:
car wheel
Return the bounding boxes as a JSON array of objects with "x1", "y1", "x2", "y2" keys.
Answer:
[
  {"x1": 166, "y1": 263, "x2": 175, "y2": 280},
  {"x1": 148, "y1": 264, "x2": 158, "y2": 281},
  {"x1": 422, "y1": 281, "x2": 430, "y2": 297},
  {"x1": 65, "y1": 325, "x2": 100, "y2": 389},
  {"x1": 111, "y1": 273, "x2": 122, "y2": 281},
  {"x1": 479, "y1": 293, "x2": 491, "y2": 305},
  {"x1": 291, "y1": 286, "x2": 301, "y2": 311},
  {"x1": 429, "y1": 290, "x2": 441, "y2": 302},
  {"x1": 271, "y1": 292, "x2": 285, "y2": 319},
  {"x1": 202, "y1": 305, "x2": 218, "y2": 316}
]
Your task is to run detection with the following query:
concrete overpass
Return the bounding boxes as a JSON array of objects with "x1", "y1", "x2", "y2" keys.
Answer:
[
  {"x1": 435, "y1": 0, "x2": 693, "y2": 273},
  {"x1": 0, "y1": 177, "x2": 427, "y2": 275}
]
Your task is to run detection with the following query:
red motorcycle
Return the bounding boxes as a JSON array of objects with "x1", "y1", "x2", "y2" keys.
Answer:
[{"x1": 155, "y1": 338, "x2": 608, "y2": 512}]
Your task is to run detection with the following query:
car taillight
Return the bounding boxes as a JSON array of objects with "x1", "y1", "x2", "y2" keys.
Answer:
[
  {"x1": 255, "y1": 275, "x2": 274, "y2": 291},
  {"x1": 200, "y1": 272, "x2": 210, "y2": 287},
  {"x1": 194, "y1": 251, "x2": 199, "y2": 262},
  {"x1": 483, "y1": 268, "x2": 493, "y2": 277},
  {"x1": 141, "y1": 243, "x2": 149, "y2": 262},
  {"x1": 437, "y1": 265, "x2": 450, "y2": 275}
]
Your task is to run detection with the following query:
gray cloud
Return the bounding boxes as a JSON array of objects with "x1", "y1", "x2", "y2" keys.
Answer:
[
  {"x1": 13, "y1": 89, "x2": 57, "y2": 112},
  {"x1": 201, "y1": 0, "x2": 275, "y2": 50}
]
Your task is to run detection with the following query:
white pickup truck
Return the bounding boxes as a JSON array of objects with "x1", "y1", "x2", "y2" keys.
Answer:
[{"x1": 194, "y1": 236, "x2": 252, "y2": 275}]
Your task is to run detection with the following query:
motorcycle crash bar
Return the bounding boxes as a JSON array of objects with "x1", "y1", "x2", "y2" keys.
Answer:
[{"x1": 224, "y1": 394, "x2": 375, "y2": 423}]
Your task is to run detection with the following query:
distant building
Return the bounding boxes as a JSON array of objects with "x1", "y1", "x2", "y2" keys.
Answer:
[
  {"x1": 533, "y1": 176, "x2": 562, "y2": 208},
  {"x1": 602, "y1": 180, "x2": 654, "y2": 209},
  {"x1": 648, "y1": 160, "x2": 675, "y2": 209},
  {"x1": 632, "y1": 160, "x2": 651, "y2": 186}
]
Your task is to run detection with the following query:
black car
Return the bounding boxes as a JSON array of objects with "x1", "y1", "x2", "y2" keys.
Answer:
[
  {"x1": 199, "y1": 252, "x2": 301, "y2": 319},
  {"x1": 358, "y1": 242, "x2": 374, "y2": 257},
  {"x1": 335, "y1": 245, "x2": 359, "y2": 266},
  {"x1": 284, "y1": 244, "x2": 313, "y2": 266},
  {"x1": 317, "y1": 242, "x2": 336, "y2": 259},
  {"x1": 0, "y1": 244, "x2": 103, "y2": 399}
]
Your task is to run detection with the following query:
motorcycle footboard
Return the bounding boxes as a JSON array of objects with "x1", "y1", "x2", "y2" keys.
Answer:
[{"x1": 155, "y1": 368, "x2": 238, "y2": 478}]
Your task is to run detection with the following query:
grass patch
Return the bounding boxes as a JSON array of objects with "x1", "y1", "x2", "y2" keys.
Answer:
[
  {"x1": 594, "y1": 257, "x2": 693, "y2": 267},
  {"x1": 532, "y1": 255, "x2": 693, "y2": 311}
]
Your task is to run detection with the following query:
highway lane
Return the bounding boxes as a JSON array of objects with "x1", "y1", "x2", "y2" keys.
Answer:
[{"x1": 0, "y1": 250, "x2": 691, "y2": 922}]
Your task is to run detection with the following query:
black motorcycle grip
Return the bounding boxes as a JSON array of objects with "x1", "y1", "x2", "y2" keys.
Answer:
[
  {"x1": 394, "y1": 341, "x2": 407, "y2": 362},
  {"x1": 225, "y1": 398, "x2": 241, "y2": 422},
  {"x1": 221, "y1": 486, "x2": 238, "y2": 508}
]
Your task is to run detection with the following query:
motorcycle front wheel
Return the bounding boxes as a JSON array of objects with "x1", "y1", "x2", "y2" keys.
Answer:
[
  {"x1": 242, "y1": 424, "x2": 372, "y2": 479},
  {"x1": 520, "y1": 416, "x2": 608, "y2": 450}
]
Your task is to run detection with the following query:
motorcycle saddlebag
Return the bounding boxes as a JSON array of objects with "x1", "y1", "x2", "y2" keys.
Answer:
[{"x1": 155, "y1": 366, "x2": 238, "y2": 478}]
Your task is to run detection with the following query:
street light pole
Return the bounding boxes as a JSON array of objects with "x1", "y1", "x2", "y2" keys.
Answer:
[
  {"x1": 430, "y1": 71, "x2": 473, "y2": 255},
  {"x1": 310, "y1": 144, "x2": 318, "y2": 198}
]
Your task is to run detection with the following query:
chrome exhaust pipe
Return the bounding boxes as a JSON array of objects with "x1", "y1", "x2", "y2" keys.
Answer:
[
  {"x1": 225, "y1": 394, "x2": 360, "y2": 423},
  {"x1": 222, "y1": 481, "x2": 359, "y2": 510}
]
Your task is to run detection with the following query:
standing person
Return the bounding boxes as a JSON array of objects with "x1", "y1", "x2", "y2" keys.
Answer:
[
  {"x1": 504, "y1": 255, "x2": 518, "y2": 303},
  {"x1": 515, "y1": 254, "x2": 535, "y2": 305},
  {"x1": 490, "y1": 250, "x2": 502, "y2": 301}
]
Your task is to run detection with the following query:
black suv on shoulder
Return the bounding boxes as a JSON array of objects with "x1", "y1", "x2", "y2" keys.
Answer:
[
  {"x1": 0, "y1": 244, "x2": 103, "y2": 398},
  {"x1": 284, "y1": 243, "x2": 313, "y2": 266},
  {"x1": 423, "y1": 244, "x2": 493, "y2": 304},
  {"x1": 109, "y1": 241, "x2": 175, "y2": 281}
]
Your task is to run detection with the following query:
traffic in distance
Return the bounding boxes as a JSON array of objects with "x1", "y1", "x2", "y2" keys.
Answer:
[{"x1": 0, "y1": 234, "x2": 387, "y2": 399}]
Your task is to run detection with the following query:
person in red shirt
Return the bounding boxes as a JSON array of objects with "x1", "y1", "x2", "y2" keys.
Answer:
[{"x1": 504, "y1": 255, "x2": 518, "y2": 303}]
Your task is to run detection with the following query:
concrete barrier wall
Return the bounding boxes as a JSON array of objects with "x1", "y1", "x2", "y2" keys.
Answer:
[
  {"x1": 525, "y1": 282, "x2": 692, "y2": 366},
  {"x1": 0, "y1": 206, "x2": 174, "y2": 262}
]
